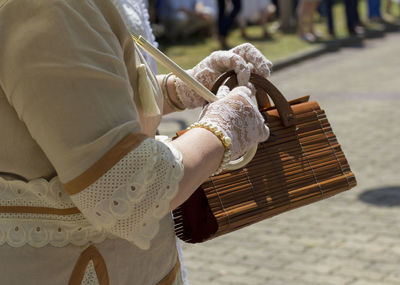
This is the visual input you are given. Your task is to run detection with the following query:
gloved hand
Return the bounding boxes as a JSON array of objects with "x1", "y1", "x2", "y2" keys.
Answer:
[
  {"x1": 175, "y1": 43, "x2": 272, "y2": 109},
  {"x1": 198, "y1": 86, "x2": 270, "y2": 160}
]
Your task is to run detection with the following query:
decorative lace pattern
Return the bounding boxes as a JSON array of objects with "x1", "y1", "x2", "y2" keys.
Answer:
[
  {"x1": 81, "y1": 261, "x2": 100, "y2": 285},
  {"x1": 70, "y1": 139, "x2": 184, "y2": 250},
  {"x1": 0, "y1": 177, "x2": 74, "y2": 209},
  {"x1": 0, "y1": 176, "x2": 111, "y2": 248},
  {"x1": 199, "y1": 86, "x2": 270, "y2": 160},
  {"x1": 175, "y1": 43, "x2": 272, "y2": 109},
  {"x1": 0, "y1": 216, "x2": 108, "y2": 248}
]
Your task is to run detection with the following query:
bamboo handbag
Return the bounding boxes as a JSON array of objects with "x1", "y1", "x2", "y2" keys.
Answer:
[{"x1": 173, "y1": 71, "x2": 357, "y2": 243}]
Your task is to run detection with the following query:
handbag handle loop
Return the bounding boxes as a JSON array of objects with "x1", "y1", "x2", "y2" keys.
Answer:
[
  {"x1": 211, "y1": 71, "x2": 296, "y2": 127},
  {"x1": 210, "y1": 71, "x2": 295, "y2": 170}
]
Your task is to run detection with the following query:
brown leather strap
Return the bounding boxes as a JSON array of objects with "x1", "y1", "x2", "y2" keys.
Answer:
[{"x1": 211, "y1": 71, "x2": 296, "y2": 127}]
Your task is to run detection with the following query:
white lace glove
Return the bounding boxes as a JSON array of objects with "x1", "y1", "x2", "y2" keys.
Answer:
[
  {"x1": 198, "y1": 86, "x2": 270, "y2": 160},
  {"x1": 175, "y1": 43, "x2": 273, "y2": 109}
]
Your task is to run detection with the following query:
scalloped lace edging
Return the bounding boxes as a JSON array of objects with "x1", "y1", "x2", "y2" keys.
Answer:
[
  {"x1": 0, "y1": 176, "x2": 114, "y2": 248},
  {"x1": 0, "y1": 217, "x2": 113, "y2": 248},
  {"x1": 0, "y1": 176, "x2": 74, "y2": 208}
]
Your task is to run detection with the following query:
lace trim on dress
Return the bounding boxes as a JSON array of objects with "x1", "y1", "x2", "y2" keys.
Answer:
[
  {"x1": 0, "y1": 176, "x2": 74, "y2": 208},
  {"x1": 0, "y1": 216, "x2": 109, "y2": 248},
  {"x1": 70, "y1": 139, "x2": 184, "y2": 250},
  {"x1": 0, "y1": 177, "x2": 111, "y2": 248}
]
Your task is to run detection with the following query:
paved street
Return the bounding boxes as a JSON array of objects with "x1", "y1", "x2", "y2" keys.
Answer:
[{"x1": 159, "y1": 32, "x2": 400, "y2": 285}]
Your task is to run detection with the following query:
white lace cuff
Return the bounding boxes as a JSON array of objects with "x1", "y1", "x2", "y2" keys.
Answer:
[{"x1": 70, "y1": 138, "x2": 184, "y2": 250}]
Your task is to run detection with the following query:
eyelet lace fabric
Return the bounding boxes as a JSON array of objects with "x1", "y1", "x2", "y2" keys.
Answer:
[
  {"x1": 0, "y1": 177, "x2": 111, "y2": 248},
  {"x1": 70, "y1": 138, "x2": 184, "y2": 250}
]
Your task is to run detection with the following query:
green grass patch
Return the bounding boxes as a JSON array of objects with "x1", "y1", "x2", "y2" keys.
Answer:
[
  {"x1": 157, "y1": 27, "x2": 313, "y2": 74},
  {"x1": 156, "y1": 0, "x2": 398, "y2": 74}
]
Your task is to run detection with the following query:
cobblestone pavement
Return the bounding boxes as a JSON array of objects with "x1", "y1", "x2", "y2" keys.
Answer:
[{"x1": 159, "y1": 33, "x2": 400, "y2": 285}]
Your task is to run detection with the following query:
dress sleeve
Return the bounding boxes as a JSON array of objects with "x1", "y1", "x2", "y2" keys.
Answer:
[
  {"x1": 0, "y1": 0, "x2": 183, "y2": 249},
  {"x1": 68, "y1": 138, "x2": 184, "y2": 250}
]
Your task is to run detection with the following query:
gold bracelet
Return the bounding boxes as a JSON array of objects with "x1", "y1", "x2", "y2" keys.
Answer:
[
  {"x1": 187, "y1": 122, "x2": 232, "y2": 176},
  {"x1": 162, "y1": 73, "x2": 185, "y2": 112}
]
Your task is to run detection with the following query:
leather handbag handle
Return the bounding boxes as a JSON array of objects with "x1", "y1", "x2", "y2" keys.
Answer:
[{"x1": 211, "y1": 70, "x2": 296, "y2": 127}]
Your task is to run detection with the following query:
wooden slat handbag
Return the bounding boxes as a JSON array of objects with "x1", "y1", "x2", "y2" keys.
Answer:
[{"x1": 173, "y1": 71, "x2": 357, "y2": 243}]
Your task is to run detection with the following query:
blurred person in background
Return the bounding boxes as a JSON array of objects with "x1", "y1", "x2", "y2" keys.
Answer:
[
  {"x1": 191, "y1": 0, "x2": 219, "y2": 37},
  {"x1": 195, "y1": 0, "x2": 218, "y2": 22},
  {"x1": 156, "y1": 0, "x2": 214, "y2": 40},
  {"x1": 296, "y1": 0, "x2": 322, "y2": 42},
  {"x1": 367, "y1": 0, "x2": 383, "y2": 21},
  {"x1": 344, "y1": 0, "x2": 365, "y2": 35},
  {"x1": 277, "y1": 0, "x2": 295, "y2": 31},
  {"x1": 238, "y1": 0, "x2": 276, "y2": 38},
  {"x1": 320, "y1": 0, "x2": 336, "y2": 36},
  {"x1": 217, "y1": 0, "x2": 242, "y2": 49}
]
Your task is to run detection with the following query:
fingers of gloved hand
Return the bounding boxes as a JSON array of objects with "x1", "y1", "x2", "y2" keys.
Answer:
[
  {"x1": 222, "y1": 86, "x2": 269, "y2": 157},
  {"x1": 202, "y1": 51, "x2": 251, "y2": 87},
  {"x1": 227, "y1": 86, "x2": 252, "y2": 102},
  {"x1": 228, "y1": 85, "x2": 258, "y2": 108},
  {"x1": 199, "y1": 85, "x2": 250, "y2": 120},
  {"x1": 198, "y1": 85, "x2": 233, "y2": 120},
  {"x1": 216, "y1": 85, "x2": 231, "y2": 100},
  {"x1": 198, "y1": 86, "x2": 270, "y2": 160},
  {"x1": 230, "y1": 43, "x2": 273, "y2": 78},
  {"x1": 175, "y1": 44, "x2": 269, "y2": 110}
]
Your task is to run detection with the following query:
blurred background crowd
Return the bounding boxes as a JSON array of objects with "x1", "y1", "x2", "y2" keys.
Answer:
[{"x1": 144, "y1": 0, "x2": 400, "y2": 49}]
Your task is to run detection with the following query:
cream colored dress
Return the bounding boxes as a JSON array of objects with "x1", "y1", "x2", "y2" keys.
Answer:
[{"x1": 0, "y1": 0, "x2": 184, "y2": 284}]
